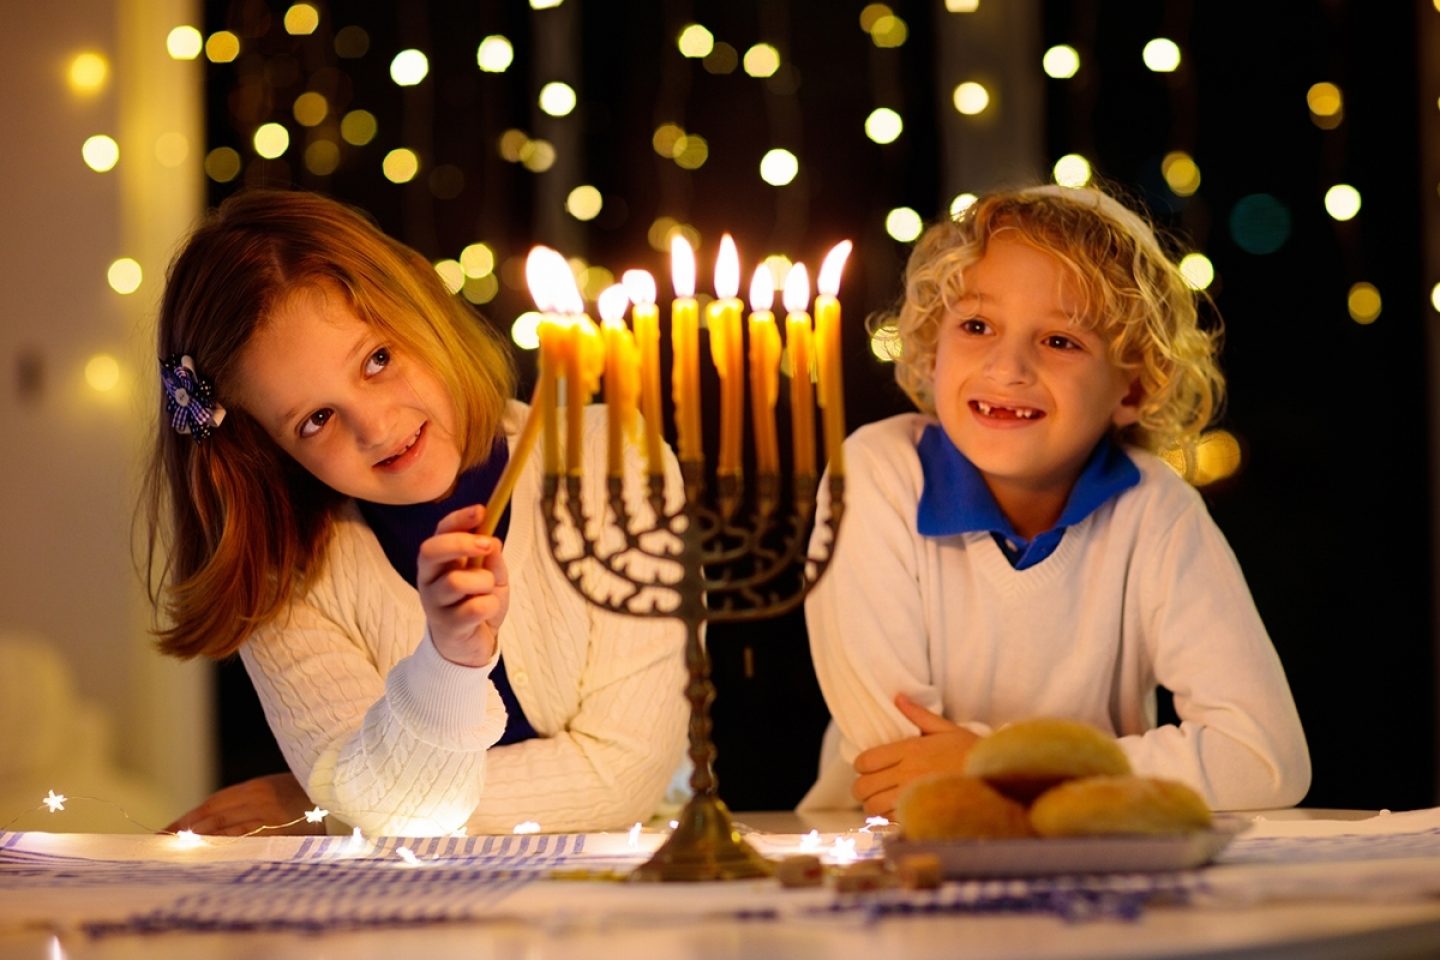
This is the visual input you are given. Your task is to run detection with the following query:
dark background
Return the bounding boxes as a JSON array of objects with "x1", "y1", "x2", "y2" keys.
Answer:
[{"x1": 206, "y1": 0, "x2": 1436, "y2": 812}]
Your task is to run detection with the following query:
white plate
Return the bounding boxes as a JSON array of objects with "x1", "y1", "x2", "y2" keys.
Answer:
[{"x1": 883, "y1": 822, "x2": 1247, "y2": 877}]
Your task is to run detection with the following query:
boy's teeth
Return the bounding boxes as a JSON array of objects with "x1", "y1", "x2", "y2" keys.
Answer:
[{"x1": 977, "y1": 400, "x2": 1039, "y2": 419}]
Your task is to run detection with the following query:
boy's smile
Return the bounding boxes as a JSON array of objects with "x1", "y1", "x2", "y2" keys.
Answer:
[
  {"x1": 234, "y1": 280, "x2": 463, "y2": 505},
  {"x1": 932, "y1": 234, "x2": 1139, "y2": 536}
]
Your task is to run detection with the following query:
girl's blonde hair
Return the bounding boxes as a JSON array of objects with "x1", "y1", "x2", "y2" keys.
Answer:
[
  {"x1": 875, "y1": 184, "x2": 1224, "y2": 455},
  {"x1": 142, "y1": 190, "x2": 516, "y2": 659}
]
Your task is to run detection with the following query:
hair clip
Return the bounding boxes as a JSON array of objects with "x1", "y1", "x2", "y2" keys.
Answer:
[{"x1": 160, "y1": 354, "x2": 226, "y2": 440}]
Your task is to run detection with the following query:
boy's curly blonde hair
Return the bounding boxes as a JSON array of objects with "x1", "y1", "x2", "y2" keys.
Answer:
[{"x1": 873, "y1": 184, "x2": 1224, "y2": 456}]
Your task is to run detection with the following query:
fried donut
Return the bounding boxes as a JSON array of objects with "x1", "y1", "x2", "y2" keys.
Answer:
[
  {"x1": 897, "y1": 773, "x2": 1034, "y2": 840},
  {"x1": 1029, "y1": 775, "x2": 1213, "y2": 837},
  {"x1": 963, "y1": 718, "x2": 1131, "y2": 802}
]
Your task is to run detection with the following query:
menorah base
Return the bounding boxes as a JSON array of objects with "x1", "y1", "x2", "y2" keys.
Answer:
[{"x1": 628, "y1": 793, "x2": 774, "y2": 882}]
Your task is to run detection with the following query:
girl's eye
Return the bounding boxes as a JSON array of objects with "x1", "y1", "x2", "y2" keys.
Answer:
[
  {"x1": 364, "y1": 346, "x2": 391, "y2": 376},
  {"x1": 298, "y1": 408, "x2": 333, "y2": 439}
]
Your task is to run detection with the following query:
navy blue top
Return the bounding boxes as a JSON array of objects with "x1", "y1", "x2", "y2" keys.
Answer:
[
  {"x1": 915, "y1": 424, "x2": 1140, "y2": 570},
  {"x1": 357, "y1": 435, "x2": 538, "y2": 745}
]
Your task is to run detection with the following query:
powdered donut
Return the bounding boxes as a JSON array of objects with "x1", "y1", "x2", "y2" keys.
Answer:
[
  {"x1": 963, "y1": 718, "x2": 1131, "y2": 802},
  {"x1": 1029, "y1": 775, "x2": 1213, "y2": 837},
  {"x1": 897, "y1": 773, "x2": 1034, "y2": 841}
]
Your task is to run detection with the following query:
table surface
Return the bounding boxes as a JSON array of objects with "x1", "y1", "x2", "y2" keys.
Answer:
[{"x1": 3, "y1": 808, "x2": 1438, "y2": 960}]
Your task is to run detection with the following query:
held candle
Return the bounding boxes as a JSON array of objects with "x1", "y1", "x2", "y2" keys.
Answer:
[
  {"x1": 623, "y1": 270, "x2": 665, "y2": 476},
  {"x1": 815, "y1": 240, "x2": 852, "y2": 479},
  {"x1": 524, "y1": 246, "x2": 569, "y2": 476},
  {"x1": 670, "y1": 235, "x2": 702, "y2": 462},
  {"x1": 747, "y1": 265, "x2": 782, "y2": 476},
  {"x1": 783, "y1": 263, "x2": 816, "y2": 478}
]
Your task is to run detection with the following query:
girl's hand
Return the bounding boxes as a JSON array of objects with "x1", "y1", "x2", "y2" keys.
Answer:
[
  {"x1": 417, "y1": 504, "x2": 509, "y2": 667},
  {"x1": 162, "y1": 772, "x2": 320, "y2": 837},
  {"x1": 850, "y1": 694, "x2": 982, "y2": 818}
]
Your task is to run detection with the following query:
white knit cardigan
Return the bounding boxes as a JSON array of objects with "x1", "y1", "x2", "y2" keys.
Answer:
[{"x1": 240, "y1": 402, "x2": 689, "y2": 835}]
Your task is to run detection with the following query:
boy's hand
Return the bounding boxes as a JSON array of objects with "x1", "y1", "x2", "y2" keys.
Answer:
[
  {"x1": 417, "y1": 504, "x2": 509, "y2": 667},
  {"x1": 851, "y1": 694, "x2": 982, "y2": 818}
]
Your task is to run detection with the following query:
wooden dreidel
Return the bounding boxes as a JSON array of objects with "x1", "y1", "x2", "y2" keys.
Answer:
[
  {"x1": 895, "y1": 853, "x2": 943, "y2": 891},
  {"x1": 833, "y1": 859, "x2": 896, "y2": 893},
  {"x1": 774, "y1": 854, "x2": 825, "y2": 889}
]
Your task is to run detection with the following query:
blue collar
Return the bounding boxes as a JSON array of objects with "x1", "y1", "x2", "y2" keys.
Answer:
[{"x1": 915, "y1": 424, "x2": 1139, "y2": 569}]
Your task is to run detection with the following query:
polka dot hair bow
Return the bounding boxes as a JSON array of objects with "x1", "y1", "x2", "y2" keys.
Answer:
[{"x1": 160, "y1": 354, "x2": 227, "y2": 440}]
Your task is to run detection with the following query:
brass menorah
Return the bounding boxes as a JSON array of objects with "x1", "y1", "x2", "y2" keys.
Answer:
[{"x1": 541, "y1": 458, "x2": 844, "y2": 881}]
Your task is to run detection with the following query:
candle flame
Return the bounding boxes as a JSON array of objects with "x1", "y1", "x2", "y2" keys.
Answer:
[
  {"x1": 783, "y1": 262, "x2": 811, "y2": 314},
  {"x1": 597, "y1": 283, "x2": 629, "y2": 325},
  {"x1": 817, "y1": 240, "x2": 853, "y2": 296},
  {"x1": 670, "y1": 234, "x2": 696, "y2": 297},
  {"x1": 526, "y1": 246, "x2": 579, "y2": 313},
  {"x1": 715, "y1": 234, "x2": 740, "y2": 299},
  {"x1": 748, "y1": 264, "x2": 774, "y2": 311},
  {"x1": 622, "y1": 269, "x2": 657, "y2": 305}
]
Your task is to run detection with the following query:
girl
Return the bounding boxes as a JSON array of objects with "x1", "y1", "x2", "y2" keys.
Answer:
[
  {"x1": 145, "y1": 189, "x2": 687, "y2": 837},
  {"x1": 801, "y1": 184, "x2": 1311, "y2": 816}
]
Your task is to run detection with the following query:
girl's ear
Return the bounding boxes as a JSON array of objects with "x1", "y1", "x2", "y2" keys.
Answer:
[{"x1": 1111, "y1": 378, "x2": 1143, "y2": 428}]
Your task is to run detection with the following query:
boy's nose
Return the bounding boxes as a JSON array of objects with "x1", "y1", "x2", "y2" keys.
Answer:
[{"x1": 983, "y1": 338, "x2": 1034, "y2": 383}]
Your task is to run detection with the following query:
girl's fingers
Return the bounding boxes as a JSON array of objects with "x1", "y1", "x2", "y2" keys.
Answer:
[
  {"x1": 425, "y1": 568, "x2": 499, "y2": 607},
  {"x1": 434, "y1": 503, "x2": 488, "y2": 535},
  {"x1": 417, "y1": 532, "x2": 498, "y2": 580}
]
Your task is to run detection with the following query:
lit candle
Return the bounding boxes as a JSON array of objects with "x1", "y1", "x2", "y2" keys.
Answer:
[
  {"x1": 747, "y1": 265, "x2": 782, "y2": 476},
  {"x1": 623, "y1": 270, "x2": 665, "y2": 476},
  {"x1": 598, "y1": 283, "x2": 638, "y2": 479},
  {"x1": 551, "y1": 268, "x2": 591, "y2": 476},
  {"x1": 525, "y1": 247, "x2": 566, "y2": 476},
  {"x1": 707, "y1": 235, "x2": 744, "y2": 475},
  {"x1": 815, "y1": 241, "x2": 852, "y2": 479},
  {"x1": 670, "y1": 234, "x2": 702, "y2": 463},
  {"x1": 783, "y1": 263, "x2": 816, "y2": 478}
]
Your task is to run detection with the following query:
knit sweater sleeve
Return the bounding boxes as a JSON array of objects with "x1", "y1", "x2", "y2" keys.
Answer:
[
  {"x1": 1121, "y1": 470, "x2": 1312, "y2": 809},
  {"x1": 805, "y1": 417, "x2": 940, "y2": 763},
  {"x1": 239, "y1": 542, "x2": 507, "y2": 836},
  {"x1": 458, "y1": 404, "x2": 689, "y2": 833}
]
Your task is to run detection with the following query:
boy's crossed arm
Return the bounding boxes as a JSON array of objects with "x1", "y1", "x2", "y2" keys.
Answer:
[{"x1": 851, "y1": 694, "x2": 982, "y2": 817}]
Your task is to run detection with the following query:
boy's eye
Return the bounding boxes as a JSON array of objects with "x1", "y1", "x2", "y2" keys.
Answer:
[
  {"x1": 364, "y1": 346, "x2": 391, "y2": 376},
  {"x1": 298, "y1": 408, "x2": 333, "y2": 439},
  {"x1": 1043, "y1": 334, "x2": 1082, "y2": 351},
  {"x1": 959, "y1": 318, "x2": 990, "y2": 335}
]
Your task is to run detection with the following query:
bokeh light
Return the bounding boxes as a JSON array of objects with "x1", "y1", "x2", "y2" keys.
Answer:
[
  {"x1": 1192, "y1": 430, "x2": 1242, "y2": 486},
  {"x1": 166, "y1": 26, "x2": 203, "y2": 60},
  {"x1": 382, "y1": 148, "x2": 419, "y2": 183},
  {"x1": 870, "y1": 15, "x2": 908, "y2": 48},
  {"x1": 864, "y1": 108, "x2": 904, "y2": 144},
  {"x1": 390, "y1": 49, "x2": 429, "y2": 86},
  {"x1": 1229, "y1": 194, "x2": 1291, "y2": 255},
  {"x1": 885, "y1": 207, "x2": 923, "y2": 242},
  {"x1": 204, "y1": 146, "x2": 241, "y2": 182},
  {"x1": 253, "y1": 123, "x2": 290, "y2": 159},
  {"x1": 519, "y1": 139, "x2": 556, "y2": 172},
  {"x1": 1161, "y1": 151, "x2": 1201, "y2": 196},
  {"x1": 566, "y1": 185, "x2": 603, "y2": 221},
  {"x1": 859, "y1": 4, "x2": 892, "y2": 32},
  {"x1": 1042, "y1": 45, "x2": 1080, "y2": 79},
  {"x1": 284, "y1": 3, "x2": 320, "y2": 35},
  {"x1": 1178, "y1": 253, "x2": 1215, "y2": 291},
  {"x1": 869, "y1": 322, "x2": 902, "y2": 362},
  {"x1": 85, "y1": 354, "x2": 121, "y2": 393},
  {"x1": 1307, "y1": 81, "x2": 1343, "y2": 129},
  {"x1": 1347, "y1": 282, "x2": 1381, "y2": 324},
  {"x1": 461, "y1": 243, "x2": 496, "y2": 278},
  {"x1": 744, "y1": 44, "x2": 780, "y2": 77},
  {"x1": 673, "y1": 134, "x2": 709, "y2": 170},
  {"x1": 292, "y1": 91, "x2": 328, "y2": 127},
  {"x1": 704, "y1": 42, "x2": 738, "y2": 74},
  {"x1": 1430, "y1": 282, "x2": 1440, "y2": 314},
  {"x1": 945, "y1": 0, "x2": 980, "y2": 10},
  {"x1": 678, "y1": 24, "x2": 714, "y2": 58},
  {"x1": 341, "y1": 110, "x2": 378, "y2": 146},
  {"x1": 759, "y1": 149, "x2": 799, "y2": 186},
  {"x1": 434, "y1": 259, "x2": 465, "y2": 295},
  {"x1": 952, "y1": 81, "x2": 990, "y2": 115},
  {"x1": 304, "y1": 140, "x2": 340, "y2": 176},
  {"x1": 1052, "y1": 153, "x2": 1092, "y2": 187},
  {"x1": 538, "y1": 82, "x2": 577, "y2": 117},
  {"x1": 477, "y1": 35, "x2": 514, "y2": 72},
  {"x1": 511, "y1": 311, "x2": 543, "y2": 350},
  {"x1": 949, "y1": 193, "x2": 978, "y2": 218},
  {"x1": 334, "y1": 25, "x2": 369, "y2": 58},
  {"x1": 205, "y1": 31, "x2": 240, "y2": 63},
  {"x1": 1142, "y1": 38, "x2": 1181, "y2": 72},
  {"x1": 67, "y1": 52, "x2": 109, "y2": 94},
  {"x1": 154, "y1": 132, "x2": 189, "y2": 167},
  {"x1": 107, "y1": 257, "x2": 143, "y2": 295},
  {"x1": 464, "y1": 274, "x2": 499, "y2": 305},
  {"x1": 81, "y1": 135, "x2": 119, "y2": 173},
  {"x1": 1323, "y1": 183, "x2": 1361, "y2": 221}
]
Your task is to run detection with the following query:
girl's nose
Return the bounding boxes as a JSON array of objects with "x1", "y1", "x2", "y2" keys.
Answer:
[{"x1": 349, "y1": 404, "x2": 393, "y2": 451}]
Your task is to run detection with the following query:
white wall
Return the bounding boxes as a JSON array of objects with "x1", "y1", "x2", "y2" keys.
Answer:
[{"x1": 0, "y1": 0, "x2": 212, "y2": 828}]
